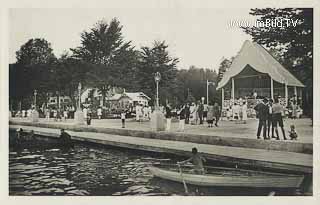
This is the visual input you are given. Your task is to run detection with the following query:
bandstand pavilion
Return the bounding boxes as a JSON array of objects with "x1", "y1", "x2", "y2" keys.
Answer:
[{"x1": 216, "y1": 40, "x2": 304, "y2": 111}]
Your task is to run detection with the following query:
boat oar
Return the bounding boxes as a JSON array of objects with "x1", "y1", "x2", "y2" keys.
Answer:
[{"x1": 178, "y1": 163, "x2": 189, "y2": 195}]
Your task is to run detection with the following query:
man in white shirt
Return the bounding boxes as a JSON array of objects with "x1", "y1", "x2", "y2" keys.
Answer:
[{"x1": 97, "y1": 107, "x2": 102, "y2": 119}]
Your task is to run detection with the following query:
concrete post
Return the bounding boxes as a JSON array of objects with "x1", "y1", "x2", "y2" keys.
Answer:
[
  {"x1": 31, "y1": 110, "x2": 39, "y2": 123},
  {"x1": 74, "y1": 83, "x2": 85, "y2": 125}
]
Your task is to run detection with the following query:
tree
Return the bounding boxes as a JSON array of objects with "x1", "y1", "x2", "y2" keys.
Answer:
[
  {"x1": 243, "y1": 8, "x2": 313, "y2": 115},
  {"x1": 70, "y1": 18, "x2": 138, "y2": 97},
  {"x1": 71, "y1": 18, "x2": 123, "y2": 64},
  {"x1": 16, "y1": 38, "x2": 56, "y2": 66},
  {"x1": 135, "y1": 41, "x2": 179, "y2": 105},
  {"x1": 176, "y1": 66, "x2": 218, "y2": 104},
  {"x1": 217, "y1": 58, "x2": 232, "y2": 83}
]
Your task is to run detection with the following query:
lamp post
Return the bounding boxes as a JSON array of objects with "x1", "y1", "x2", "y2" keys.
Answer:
[
  {"x1": 31, "y1": 89, "x2": 39, "y2": 122},
  {"x1": 78, "y1": 82, "x2": 82, "y2": 110},
  {"x1": 154, "y1": 72, "x2": 161, "y2": 109},
  {"x1": 150, "y1": 72, "x2": 165, "y2": 131}
]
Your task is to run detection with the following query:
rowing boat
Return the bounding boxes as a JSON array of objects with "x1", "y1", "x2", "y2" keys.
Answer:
[{"x1": 148, "y1": 165, "x2": 304, "y2": 188}]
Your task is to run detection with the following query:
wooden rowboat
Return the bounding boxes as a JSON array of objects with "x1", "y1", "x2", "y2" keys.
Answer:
[{"x1": 148, "y1": 166, "x2": 304, "y2": 188}]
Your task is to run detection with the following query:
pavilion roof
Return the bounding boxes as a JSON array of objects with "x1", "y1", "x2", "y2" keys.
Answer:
[{"x1": 217, "y1": 40, "x2": 305, "y2": 89}]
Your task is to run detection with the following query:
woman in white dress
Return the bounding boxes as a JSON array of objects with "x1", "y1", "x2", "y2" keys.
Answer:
[
  {"x1": 189, "y1": 103, "x2": 197, "y2": 125},
  {"x1": 242, "y1": 101, "x2": 247, "y2": 123}
]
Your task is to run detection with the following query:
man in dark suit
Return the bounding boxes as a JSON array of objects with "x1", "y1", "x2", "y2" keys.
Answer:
[
  {"x1": 254, "y1": 98, "x2": 269, "y2": 140},
  {"x1": 198, "y1": 101, "x2": 204, "y2": 124}
]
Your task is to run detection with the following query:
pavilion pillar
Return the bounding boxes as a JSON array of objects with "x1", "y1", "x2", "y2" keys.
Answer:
[
  {"x1": 270, "y1": 78, "x2": 274, "y2": 100},
  {"x1": 221, "y1": 88, "x2": 224, "y2": 109},
  {"x1": 294, "y1": 86, "x2": 297, "y2": 96},
  {"x1": 231, "y1": 78, "x2": 235, "y2": 102},
  {"x1": 285, "y1": 83, "x2": 288, "y2": 106}
]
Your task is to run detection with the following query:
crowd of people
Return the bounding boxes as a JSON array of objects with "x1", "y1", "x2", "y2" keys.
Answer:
[
  {"x1": 163, "y1": 101, "x2": 222, "y2": 132},
  {"x1": 11, "y1": 94, "x2": 302, "y2": 141},
  {"x1": 225, "y1": 101, "x2": 248, "y2": 123}
]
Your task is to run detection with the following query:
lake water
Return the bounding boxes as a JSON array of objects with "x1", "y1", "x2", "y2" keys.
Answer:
[{"x1": 9, "y1": 133, "x2": 307, "y2": 196}]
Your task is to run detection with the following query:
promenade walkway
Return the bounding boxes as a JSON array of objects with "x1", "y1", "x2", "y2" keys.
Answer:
[{"x1": 10, "y1": 117, "x2": 313, "y2": 143}]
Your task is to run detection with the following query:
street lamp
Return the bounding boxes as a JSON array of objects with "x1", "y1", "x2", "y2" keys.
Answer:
[
  {"x1": 78, "y1": 82, "x2": 82, "y2": 110},
  {"x1": 34, "y1": 89, "x2": 37, "y2": 109},
  {"x1": 154, "y1": 72, "x2": 161, "y2": 108}
]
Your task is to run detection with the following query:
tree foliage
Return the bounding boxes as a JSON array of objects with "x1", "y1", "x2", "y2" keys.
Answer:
[
  {"x1": 135, "y1": 41, "x2": 179, "y2": 105},
  {"x1": 217, "y1": 58, "x2": 233, "y2": 83},
  {"x1": 16, "y1": 38, "x2": 56, "y2": 66}
]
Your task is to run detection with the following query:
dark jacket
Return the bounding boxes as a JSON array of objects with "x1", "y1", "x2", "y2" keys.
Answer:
[
  {"x1": 254, "y1": 103, "x2": 268, "y2": 121},
  {"x1": 165, "y1": 106, "x2": 172, "y2": 118},
  {"x1": 198, "y1": 104, "x2": 204, "y2": 114},
  {"x1": 179, "y1": 108, "x2": 186, "y2": 120},
  {"x1": 213, "y1": 104, "x2": 221, "y2": 116}
]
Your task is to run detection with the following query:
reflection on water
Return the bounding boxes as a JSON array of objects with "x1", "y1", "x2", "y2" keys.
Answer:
[
  {"x1": 9, "y1": 144, "x2": 174, "y2": 196},
  {"x1": 9, "y1": 135, "x2": 306, "y2": 196}
]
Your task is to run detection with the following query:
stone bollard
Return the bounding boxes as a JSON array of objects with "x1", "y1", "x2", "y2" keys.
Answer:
[
  {"x1": 31, "y1": 110, "x2": 39, "y2": 123},
  {"x1": 150, "y1": 110, "x2": 165, "y2": 131},
  {"x1": 74, "y1": 110, "x2": 85, "y2": 125}
]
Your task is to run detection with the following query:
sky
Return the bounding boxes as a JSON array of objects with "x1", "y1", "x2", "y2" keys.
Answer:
[{"x1": 9, "y1": 8, "x2": 256, "y2": 71}]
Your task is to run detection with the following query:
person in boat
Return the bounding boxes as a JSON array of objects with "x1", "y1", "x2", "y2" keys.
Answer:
[{"x1": 178, "y1": 147, "x2": 206, "y2": 174}]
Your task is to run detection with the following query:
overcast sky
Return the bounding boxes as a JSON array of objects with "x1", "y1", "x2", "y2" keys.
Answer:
[{"x1": 9, "y1": 8, "x2": 255, "y2": 70}]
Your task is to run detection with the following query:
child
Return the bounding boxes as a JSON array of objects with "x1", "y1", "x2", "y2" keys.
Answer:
[
  {"x1": 226, "y1": 107, "x2": 231, "y2": 121},
  {"x1": 289, "y1": 125, "x2": 298, "y2": 140},
  {"x1": 121, "y1": 109, "x2": 127, "y2": 128}
]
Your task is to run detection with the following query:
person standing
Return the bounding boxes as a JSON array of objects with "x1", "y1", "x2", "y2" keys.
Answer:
[
  {"x1": 22, "y1": 110, "x2": 26, "y2": 118},
  {"x1": 242, "y1": 101, "x2": 248, "y2": 124},
  {"x1": 136, "y1": 104, "x2": 142, "y2": 122},
  {"x1": 165, "y1": 104, "x2": 172, "y2": 131},
  {"x1": 121, "y1": 109, "x2": 127, "y2": 128},
  {"x1": 291, "y1": 100, "x2": 297, "y2": 119},
  {"x1": 232, "y1": 103, "x2": 240, "y2": 122},
  {"x1": 178, "y1": 105, "x2": 186, "y2": 132},
  {"x1": 97, "y1": 107, "x2": 102, "y2": 119},
  {"x1": 190, "y1": 103, "x2": 197, "y2": 125},
  {"x1": 86, "y1": 112, "x2": 92, "y2": 125},
  {"x1": 53, "y1": 109, "x2": 57, "y2": 121},
  {"x1": 206, "y1": 102, "x2": 214, "y2": 127},
  {"x1": 45, "y1": 108, "x2": 50, "y2": 121},
  {"x1": 185, "y1": 103, "x2": 190, "y2": 124},
  {"x1": 267, "y1": 99, "x2": 274, "y2": 138},
  {"x1": 254, "y1": 98, "x2": 269, "y2": 140},
  {"x1": 195, "y1": 102, "x2": 199, "y2": 125},
  {"x1": 203, "y1": 103, "x2": 208, "y2": 122},
  {"x1": 63, "y1": 109, "x2": 68, "y2": 121},
  {"x1": 27, "y1": 108, "x2": 32, "y2": 118},
  {"x1": 272, "y1": 98, "x2": 287, "y2": 140},
  {"x1": 213, "y1": 102, "x2": 221, "y2": 127},
  {"x1": 197, "y1": 101, "x2": 204, "y2": 124}
]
